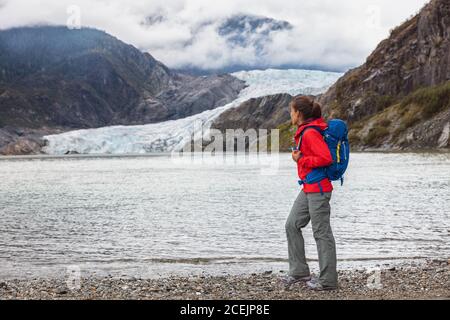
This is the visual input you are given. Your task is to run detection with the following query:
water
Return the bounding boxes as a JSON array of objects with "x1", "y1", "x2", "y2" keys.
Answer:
[
  {"x1": 0, "y1": 152, "x2": 449, "y2": 279},
  {"x1": 42, "y1": 69, "x2": 342, "y2": 155}
]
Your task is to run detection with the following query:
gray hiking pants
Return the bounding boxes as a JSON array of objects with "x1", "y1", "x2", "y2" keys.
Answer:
[{"x1": 285, "y1": 190, "x2": 338, "y2": 288}]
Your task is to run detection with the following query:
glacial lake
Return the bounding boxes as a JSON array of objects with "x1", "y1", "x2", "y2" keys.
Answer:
[{"x1": 0, "y1": 152, "x2": 449, "y2": 279}]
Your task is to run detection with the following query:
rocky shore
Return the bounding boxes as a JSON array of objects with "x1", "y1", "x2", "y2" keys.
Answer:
[{"x1": 0, "y1": 259, "x2": 448, "y2": 300}]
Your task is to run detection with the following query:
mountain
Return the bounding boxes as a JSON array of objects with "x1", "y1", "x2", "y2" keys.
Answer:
[
  {"x1": 210, "y1": 0, "x2": 450, "y2": 152},
  {"x1": 210, "y1": 93, "x2": 294, "y2": 151},
  {"x1": 0, "y1": 26, "x2": 245, "y2": 154},
  {"x1": 218, "y1": 14, "x2": 293, "y2": 49},
  {"x1": 206, "y1": 69, "x2": 341, "y2": 152},
  {"x1": 211, "y1": 93, "x2": 328, "y2": 152},
  {"x1": 319, "y1": 0, "x2": 450, "y2": 150},
  {"x1": 212, "y1": 93, "x2": 293, "y2": 132},
  {"x1": 41, "y1": 69, "x2": 341, "y2": 155}
]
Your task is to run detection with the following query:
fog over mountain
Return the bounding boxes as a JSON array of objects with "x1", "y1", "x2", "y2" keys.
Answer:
[{"x1": 0, "y1": 0, "x2": 429, "y2": 73}]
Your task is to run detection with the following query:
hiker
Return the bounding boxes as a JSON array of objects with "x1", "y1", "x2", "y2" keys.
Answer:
[{"x1": 282, "y1": 96, "x2": 338, "y2": 291}]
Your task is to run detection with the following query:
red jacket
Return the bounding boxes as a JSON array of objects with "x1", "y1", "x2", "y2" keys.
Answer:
[{"x1": 294, "y1": 118, "x2": 333, "y2": 194}]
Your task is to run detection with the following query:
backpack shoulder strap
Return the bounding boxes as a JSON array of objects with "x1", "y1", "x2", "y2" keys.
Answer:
[{"x1": 297, "y1": 126, "x2": 323, "y2": 150}]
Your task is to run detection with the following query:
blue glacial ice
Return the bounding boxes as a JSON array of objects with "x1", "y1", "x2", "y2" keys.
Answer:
[{"x1": 42, "y1": 69, "x2": 342, "y2": 154}]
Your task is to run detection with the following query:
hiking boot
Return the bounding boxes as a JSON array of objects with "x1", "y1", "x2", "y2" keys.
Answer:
[
  {"x1": 280, "y1": 275, "x2": 311, "y2": 287},
  {"x1": 306, "y1": 278, "x2": 338, "y2": 291}
]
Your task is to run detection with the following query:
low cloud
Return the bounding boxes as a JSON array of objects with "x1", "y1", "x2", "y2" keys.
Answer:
[{"x1": 0, "y1": 0, "x2": 429, "y2": 72}]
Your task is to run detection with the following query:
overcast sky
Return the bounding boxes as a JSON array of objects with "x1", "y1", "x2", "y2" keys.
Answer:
[{"x1": 0, "y1": 0, "x2": 429, "y2": 72}]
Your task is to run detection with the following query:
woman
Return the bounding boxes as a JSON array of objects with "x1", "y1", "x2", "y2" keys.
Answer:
[{"x1": 282, "y1": 95, "x2": 338, "y2": 291}]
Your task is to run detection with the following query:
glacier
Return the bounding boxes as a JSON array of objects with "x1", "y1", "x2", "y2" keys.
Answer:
[{"x1": 42, "y1": 69, "x2": 342, "y2": 155}]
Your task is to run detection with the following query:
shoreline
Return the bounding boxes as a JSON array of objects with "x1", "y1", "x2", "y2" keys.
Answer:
[
  {"x1": 1, "y1": 259, "x2": 448, "y2": 300},
  {"x1": 1, "y1": 149, "x2": 450, "y2": 161}
]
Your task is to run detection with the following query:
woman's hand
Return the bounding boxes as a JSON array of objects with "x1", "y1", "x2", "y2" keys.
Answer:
[{"x1": 292, "y1": 150, "x2": 302, "y2": 162}]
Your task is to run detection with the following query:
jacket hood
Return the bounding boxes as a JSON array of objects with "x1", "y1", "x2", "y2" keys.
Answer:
[{"x1": 294, "y1": 118, "x2": 328, "y2": 139}]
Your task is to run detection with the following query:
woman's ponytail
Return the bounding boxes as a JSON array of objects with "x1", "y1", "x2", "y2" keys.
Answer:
[
  {"x1": 312, "y1": 101, "x2": 322, "y2": 119},
  {"x1": 290, "y1": 96, "x2": 322, "y2": 121}
]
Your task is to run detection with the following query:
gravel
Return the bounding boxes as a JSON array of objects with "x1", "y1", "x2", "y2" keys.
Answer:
[{"x1": 0, "y1": 260, "x2": 448, "y2": 300}]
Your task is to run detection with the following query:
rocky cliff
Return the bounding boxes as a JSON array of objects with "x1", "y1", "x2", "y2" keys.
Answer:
[
  {"x1": 0, "y1": 26, "x2": 245, "y2": 155},
  {"x1": 211, "y1": 0, "x2": 450, "y2": 152},
  {"x1": 211, "y1": 93, "x2": 315, "y2": 152},
  {"x1": 319, "y1": 0, "x2": 450, "y2": 150},
  {"x1": 212, "y1": 93, "x2": 293, "y2": 132}
]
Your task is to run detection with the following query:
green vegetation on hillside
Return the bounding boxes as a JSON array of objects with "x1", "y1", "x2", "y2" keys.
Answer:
[
  {"x1": 347, "y1": 81, "x2": 450, "y2": 147},
  {"x1": 277, "y1": 121, "x2": 296, "y2": 152},
  {"x1": 256, "y1": 81, "x2": 450, "y2": 151},
  {"x1": 399, "y1": 81, "x2": 450, "y2": 118}
]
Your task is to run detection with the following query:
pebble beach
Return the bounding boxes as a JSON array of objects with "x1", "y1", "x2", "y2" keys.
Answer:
[{"x1": 1, "y1": 259, "x2": 448, "y2": 300}]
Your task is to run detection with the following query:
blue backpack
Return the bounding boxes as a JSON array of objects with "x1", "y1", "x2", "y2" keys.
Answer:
[{"x1": 297, "y1": 119, "x2": 350, "y2": 195}]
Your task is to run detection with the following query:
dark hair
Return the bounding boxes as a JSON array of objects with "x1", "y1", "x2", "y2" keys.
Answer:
[{"x1": 290, "y1": 96, "x2": 322, "y2": 121}]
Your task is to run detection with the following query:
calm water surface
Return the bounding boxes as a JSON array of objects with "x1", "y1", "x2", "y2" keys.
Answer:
[{"x1": 0, "y1": 153, "x2": 449, "y2": 279}]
